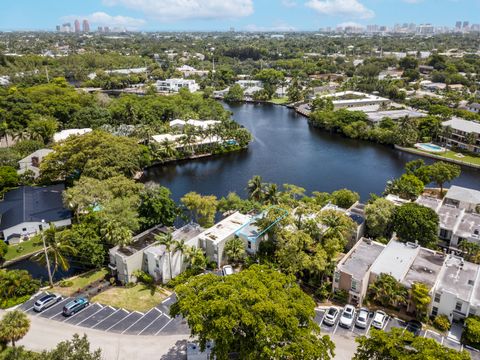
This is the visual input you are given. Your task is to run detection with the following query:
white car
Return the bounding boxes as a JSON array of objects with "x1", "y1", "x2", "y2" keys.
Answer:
[
  {"x1": 33, "y1": 293, "x2": 62, "y2": 312},
  {"x1": 339, "y1": 305, "x2": 356, "y2": 328},
  {"x1": 222, "y1": 265, "x2": 234, "y2": 276},
  {"x1": 371, "y1": 310, "x2": 388, "y2": 330},
  {"x1": 323, "y1": 307, "x2": 340, "y2": 326},
  {"x1": 355, "y1": 308, "x2": 369, "y2": 329}
]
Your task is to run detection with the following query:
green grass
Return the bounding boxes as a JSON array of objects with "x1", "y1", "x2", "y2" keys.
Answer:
[
  {"x1": 51, "y1": 268, "x2": 109, "y2": 297},
  {"x1": 4, "y1": 238, "x2": 44, "y2": 261},
  {"x1": 413, "y1": 148, "x2": 480, "y2": 166},
  {"x1": 91, "y1": 284, "x2": 170, "y2": 312},
  {"x1": 269, "y1": 97, "x2": 290, "y2": 105}
]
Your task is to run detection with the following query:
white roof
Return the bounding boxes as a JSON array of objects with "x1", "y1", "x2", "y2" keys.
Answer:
[
  {"x1": 445, "y1": 185, "x2": 480, "y2": 205},
  {"x1": 151, "y1": 133, "x2": 184, "y2": 143},
  {"x1": 196, "y1": 212, "x2": 251, "y2": 245},
  {"x1": 18, "y1": 149, "x2": 53, "y2": 164},
  {"x1": 443, "y1": 118, "x2": 480, "y2": 135},
  {"x1": 324, "y1": 91, "x2": 389, "y2": 105},
  {"x1": 370, "y1": 240, "x2": 420, "y2": 281},
  {"x1": 53, "y1": 128, "x2": 92, "y2": 142}
]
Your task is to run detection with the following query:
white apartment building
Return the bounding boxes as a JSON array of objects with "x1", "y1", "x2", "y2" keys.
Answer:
[{"x1": 156, "y1": 78, "x2": 199, "y2": 93}]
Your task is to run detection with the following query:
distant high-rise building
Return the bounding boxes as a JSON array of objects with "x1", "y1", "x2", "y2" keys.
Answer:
[
  {"x1": 74, "y1": 19, "x2": 80, "y2": 33},
  {"x1": 82, "y1": 19, "x2": 90, "y2": 33},
  {"x1": 456, "y1": 21, "x2": 462, "y2": 30},
  {"x1": 104, "y1": 26, "x2": 110, "y2": 33},
  {"x1": 463, "y1": 21, "x2": 469, "y2": 29},
  {"x1": 56, "y1": 25, "x2": 60, "y2": 32},
  {"x1": 98, "y1": 26, "x2": 103, "y2": 32}
]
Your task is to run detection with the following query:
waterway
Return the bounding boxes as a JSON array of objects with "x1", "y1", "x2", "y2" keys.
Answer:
[{"x1": 144, "y1": 102, "x2": 480, "y2": 201}]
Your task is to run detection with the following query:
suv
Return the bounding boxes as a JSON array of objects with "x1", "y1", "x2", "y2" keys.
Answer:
[
  {"x1": 323, "y1": 307, "x2": 340, "y2": 326},
  {"x1": 406, "y1": 320, "x2": 423, "y2": 336},
  {"x1": 371, "y1": 310, "x2": 388, "y2": 330},
  {"x1": 63, "y1": 297, "x2": 89, "y2": 316},
  {"x1": 355, "y1": 308, "x2": 369, "y2": 329},
  {"x1": 33, "y1": 293, "x2": 62, "y2": 312},
  {"x1": 222, "y1": 265, "x2": 234, "y2": 276},
  {"x1": 339, "y1": 305, "x2": 356, "y2": 328}
]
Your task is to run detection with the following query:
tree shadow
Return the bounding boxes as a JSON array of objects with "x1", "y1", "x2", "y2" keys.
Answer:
[{"x1": 159, "y1": 339, "x2": 187, "y2": 360}]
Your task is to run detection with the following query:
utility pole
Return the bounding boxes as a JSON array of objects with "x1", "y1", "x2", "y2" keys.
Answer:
[
  {"x1": 45, "y1": 67, "x2": 50, "y2": 83},
  {"x1": 41, "y1": 220, "x2": 54, "y2": 287}
]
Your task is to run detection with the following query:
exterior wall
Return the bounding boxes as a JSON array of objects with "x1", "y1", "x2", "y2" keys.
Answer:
[
  {"x1": 444, "y1": 197, "x2": 477, "y2": 212},
  {"x1": 3, "y1": 219, "x2": 71, "y2": 243},
  {"x1": 432, "y1": 290, "x2": 466, "y2": 321},
  {"x1": 116, "y1": 250, "x2": 147, "y2": 284}
]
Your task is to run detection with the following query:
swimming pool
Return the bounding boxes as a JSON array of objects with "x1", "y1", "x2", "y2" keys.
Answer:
[{"x1": 415, "y1": 143, "x2": 446, "y2": 153}]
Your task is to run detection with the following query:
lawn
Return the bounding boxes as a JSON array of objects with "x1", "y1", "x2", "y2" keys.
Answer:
[
  {"x1": 410, "y1": 148, "x2": 480, "y2": 166},
  {"x1": 91, "y1": 284, "x2": 170, "y2": 312},
  {"x1": 269, "y1": 97, "x2": 290, "y2": 105},
  {"x1": 51, "y1": 268, "x2": 109, "y2": 297},
  {"x1": 4, "y1": 238, "x2": 44, "y2": 262}
]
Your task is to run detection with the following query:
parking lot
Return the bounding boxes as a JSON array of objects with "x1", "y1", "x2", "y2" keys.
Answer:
[
  {"x1": 316, "y1": 307, "x2": 480, "y2": 359},
  {"x1": 19, "y1": 292, "x2": 188, "y2": 336}
]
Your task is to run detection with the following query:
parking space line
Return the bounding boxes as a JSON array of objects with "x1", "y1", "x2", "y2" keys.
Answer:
[
  {"x1": 333, "y1": 318, "x2": 340, "y2": 335},
  {"x1": 46, "y1": 298, "x2": 72, "y2": 319},
  {"x1": 154, "y1": 318, "x2": 174, "y2": 335},
  {"x1": 76, "y1": 306, "x2": 106, "y2": 326},
  {"x1": 105, "y1": 311, "x2": 142, "y2": 332},
  {"x1": 137, "y1": 310, "x2": 163, "y2": 336},
  {"x1": 441, "y1": 336, "x2": 445, "y2": 345},
  {"x1": 121, "y1": 312, "x2": 150, "y2": 334},
  {"x1": 91, "y1": 307, "x2": 121, "y2": 329}
]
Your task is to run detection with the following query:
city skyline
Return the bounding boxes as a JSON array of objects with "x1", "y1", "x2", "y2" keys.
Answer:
[{"x1": 0, "y1": 0, "x2": 479, "y2": 32}]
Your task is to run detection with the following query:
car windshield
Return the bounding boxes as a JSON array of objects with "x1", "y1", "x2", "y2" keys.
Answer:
[
  {"x1": 327, "y1": 308, "x2": 337, "y2": 316},
  {"x1": 343, "y1": 312, "x2": 353, "y2": 319},
  {"x1": 38, "y1": 295, "x2": 52, "y2": 302},
  {"x1": 358, "y1": 313, "x2": 367, "y2": 320}
]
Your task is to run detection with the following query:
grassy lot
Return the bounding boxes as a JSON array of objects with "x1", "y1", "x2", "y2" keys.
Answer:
[
  {"x1": 4, "y1": 238, "x2": 44, "y2": 262},
  {"x1": 51, "y1": 268, "x2": 109, "y2": 297},
  {"x1": 269, "y1": 97, "x2": 289, "y2": 105},
  {"x1": 410, "y1": 148, "x2": 480, "y2": 166},
  {"x1": 91, "y1": 284, "x2": 170, "y2": 312}
]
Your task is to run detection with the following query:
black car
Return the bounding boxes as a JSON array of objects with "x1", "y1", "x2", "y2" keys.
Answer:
[{"x1": 405, "y1": 320, "x2": 423, "y2": 336}]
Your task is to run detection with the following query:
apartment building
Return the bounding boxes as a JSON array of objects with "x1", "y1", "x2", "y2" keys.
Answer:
[
  {"x1": 441, "y1": 117, "x2": 480, "y2": 154},
  {"x1": 155, "y1": 78, "x2": 200, "y2": 93}
]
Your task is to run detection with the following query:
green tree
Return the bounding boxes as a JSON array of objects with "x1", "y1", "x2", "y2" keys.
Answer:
[
  {"x1": 224, "y1": 237, "x2": 246, "y2": 264},
  {"x1": 331, "y1": 188, "x2": 360, "y2": 208},
  {"x1": 41, "y1": 334, "x2": 102, "y2": 360},
  {"x1": 287, "y1": 78, "x2": 303, "y2": 103},
  {"x1": 392, "y1": 203, "x2": 439, "y2": 247},
  {"x1": 365, "y1": 198, "x2": 396, "y2": 238},
  {"x1": 62, "y1": 224, "x2": 106, "y2": 268},
  {"x1": 312, "y1": 97, "x2": 334, "y2": 112},
  {"x1": 101, "y1": 220, "x2": 132, "y2": 249},
  {"x1": 0, "y1": 269, "x2": 40, "y2": 307},
  {"x1": 171, "y1": 265, "x2": 335, "y2": 360},
  {"x1": 386, "y1": 174, "x2": 425, "y2": 200},
  {"x1": 247, "y1": 175, "x2": 264, "y2": 202},
  {"x1": 27, "y1": 116, "x2": 58, "y2": 145},
  {"x1": 0, "y1": 166, "x2": 19, "y2": 191},
  {"x1": 410, "y1": 282, "x2": 431, "y2": 320},
  {"x1": 0, "y1": 310, "x2": 30, "y2": 347},
  {"x1": 138, "y1": 185, "x2": 179, "y2": 230},
  {"x1": 224, "y1": 84, "x2": 244, "y2": 102},
  {"x1": 156, "y1": 232, "x2": 174, "y2": 281},
  {"x1": 427, "y1": 161, "x2": 461, "y2": 195},
  {"x1": 463, "y1": 316, "x2": 480, "y2": 349},
  {"x1": 368, "y1": 273, "x2": 408, "y2": 308},
  {"x1": 181, "y1": 192, "x2": 218, "y2": 228}
]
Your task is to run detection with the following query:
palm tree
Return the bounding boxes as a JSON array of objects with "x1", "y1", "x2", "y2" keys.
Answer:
[
  {"x1": 173, "y1": 239, "x2": 188, "y2": 270},
  {"x1": 161, "y1": 139, "x2": 177, "y2": 159},
  {"x1": 319, "y1": 210, "x2": 354, "y2": 244},
  {"x1": 247, "y1": 175, "x2": 264, "y2": 202},
  {"x1": 224, "y1": 237, "x2": 245, "y2": 264},
  {"x1": 185, "y1": 247, "x2": 207, "y2": 271},
  {"x1": 156, "y1": 232, "x2": 174, "y2": 282},
  {"x1": 0, "y1": 310, "x2": 30, "y2": 347},
  {"x1": 264, "y1": 183, "x2": 279, "y2": 205},
  {"x1": 368, "y1": 273, "x2": 408, "y2": 308},
  {"x1": 101, "y1": 221, "x2": 132, "y2": 249},
  {"x1": 34, "y1": 224, "x2": 77, "y2": 278}
]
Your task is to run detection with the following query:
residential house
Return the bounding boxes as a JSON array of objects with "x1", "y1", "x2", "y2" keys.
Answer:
[
  {"x1": 155, "y1": 79, "x2": 199, "y2": 93},
  {"x1": 441, "y1": 117, "x2": 480, "y2": 153},
  {"x1": 365, "y1": 109, "x2": 427, "y2": 124},
  {"x1": 466, "y1": 103, "x2": 480, "y2": 114},
  {"x1": 0, "y1": 185, "x2": 71, "y2": 243},
  {"x1": 323, "y1": 91, "x2": 390, "y2": 110},
  {"x1": 176, "y1": 65, "x2": 209, "y2": 78},
  {"x1": 17, "y1": 149, "x2": 53, "y2": 178},
  {"x1": 169, "y1": 119, "x2": 221, "y2": 131},
  {"x1": 444, "y1": 186, "x2": 480, "y2": 213},
  {"x1": 235, "y1": 80, "x2": 263, "y2": 89},
  {"x1": 53, "y1": 128, "x2": 92, "y2": 143}
]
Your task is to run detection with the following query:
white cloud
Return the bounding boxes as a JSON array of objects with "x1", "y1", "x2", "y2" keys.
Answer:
[
  {"x1": 244, "y1": 22, "x2": 297, "y2": 32},
  {"x1": 62, "y1": 12, "x2": 145, "y2": 29},
  {"x1": 281, "y1": 0, "x2": 297, "y2": 7},
  {"x1": 102, "y1": 0, "x2": 254, "y2": 21},
  {"x1": 337, "y1": 21, "x2": 364, "y2": 28},
  {"x1": 305, "y1": 0, "x2": 374, "y2": 19}
]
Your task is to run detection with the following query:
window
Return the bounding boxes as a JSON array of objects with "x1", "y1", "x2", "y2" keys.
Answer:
[
  {"x1": 247, "y1": 241, "x2": 252, "y2": 249},
  {"x1": 432, "y1": 307, "x2": 438, "y2": 316},
  {"x1": 351, "y1": 279, "x2": 358, "y2": 292},
  {"x1": 455, "y1": 302, "x2": 463, "y2": 312},
  {"x1": 22, "y1": 228, "x2": 27, "y2": 232},
  {"x1": 334, "y1": 272, "x2": 340, "y2": 283},
  {"x1": 434, "y1": 293, "x2": 441, "y2": 303},
  {"x1": 439, "y1": 228, "x2": 450, "y2": 239}
]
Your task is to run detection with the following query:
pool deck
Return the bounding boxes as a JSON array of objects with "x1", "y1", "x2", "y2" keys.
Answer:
[{"x1": 395, "y1": 145, "x2": 480, "y2": 170}]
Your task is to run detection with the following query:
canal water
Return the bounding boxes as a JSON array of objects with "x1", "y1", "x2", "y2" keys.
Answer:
[
  {"x1": 144, "y1": 102, "x2": 480, "y2": 201},
  {"x1": 6, "y1": 258, "x2": 86, "y2": 282}
]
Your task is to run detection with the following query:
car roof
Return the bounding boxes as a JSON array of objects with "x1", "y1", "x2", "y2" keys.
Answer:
[
  {"x1": 327, "y1": 307, "x2": 338, "y2": 314},
  {"x1": 38, "y1": 294, "x2": 55, "y2": 302}
]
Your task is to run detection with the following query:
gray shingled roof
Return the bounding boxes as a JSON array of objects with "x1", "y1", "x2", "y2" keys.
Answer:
[
  {"x1": 0, "y1": 185, "x2": 71, "y2": 231},
  {"x1": 442, "y1": 118, "x2": 480, "y2": 134}
]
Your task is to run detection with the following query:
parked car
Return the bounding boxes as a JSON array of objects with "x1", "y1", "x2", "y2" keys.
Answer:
[
  {"x1": 33, "y1": 293, "x2": 62, "y2": 312},
  {"x1": 63, "y1": 297, "x2": 89, "y2": 316},
  {"x1": 339, "y1": 305, "x2": 356, "y2": 328},
  {"x1": 406, "y1": 319, "x2": 423, "y2": 336},
  {"x1": 222, "y1": 265, "x2": 234, "y2": 276},
  {"x1": 355, "y1": 308, "x2": 370, "y2": 329},
  {"x1": 323, "y1": 307, "x2": 340, "y2": 326},
  {"x1": 371, "y1": 310, "x2": 388, "y2": 330}
]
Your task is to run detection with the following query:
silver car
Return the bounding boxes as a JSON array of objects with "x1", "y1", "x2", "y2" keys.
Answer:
[
  {"x1": 323, "y1": 307, "x2": 340, "y2": 326},
  {"x1": 33, "y1": 293, "x2": 62, "y2": 312},
  {"x1": 355, "y1": 308, "x2": 369, "y2": 329}
]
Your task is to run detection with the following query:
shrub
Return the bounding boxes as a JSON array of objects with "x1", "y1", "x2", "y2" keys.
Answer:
[
  {"x1": 463, "y1": 316, "x2": 480, "y2": 349},
  {"x1": 133, "y1": 270, "x2": 154, "y2": 285},
  {"x1": 433, "y1": 314, "x2": 451, "y2": 332},
  {"x1": 332, "y1": 289, "x2": 348, "y2": 304},
  {"x1": 59, "y1": 280, "x2": 74, "y2": 288}
]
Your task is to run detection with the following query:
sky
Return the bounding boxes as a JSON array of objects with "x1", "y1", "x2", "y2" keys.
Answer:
[{"x1": 0, "y1": 0, "x2": 479, "y2": 32}]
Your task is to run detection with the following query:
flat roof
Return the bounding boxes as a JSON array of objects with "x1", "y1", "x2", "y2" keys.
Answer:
[
  {"x1": 455, "y1": 212, "x2": 480, "y2": 240},
  {"x1": 113, "y1": 226, "x2": 167, "y2": 257},
  {"x1": 437, "y1": 205, "x2": 463, "y2": 231},
  {"x1": 53, "y1": 128, "x2": 92, "y2": 142},
  {"x1": 367, "y1": 109, "x2": 427, "y2": 123},
  {"x1": 445, "y1": 185, "x2": 480, "y2": 205},
  {"x1": 402, "y1": 248, "x2": 446, "y2": 289},
  {"x1": 442, "y1": 118, "x2": 480, "y2": 135},
  {"x1": 370, "y1": 241, "x2": 420, "y2": 281},
  {"x1": 338, "y1": 238, "x2": 386, "y2": 280},
  {"x1": 415, "y1": 196, "x2": 442, "y2": 212},
  {"x1": 197, "y1": 212, "x2": 251, "y2": 245},
  {"x1": 437, "y1": 255, "x2": 479, "y2": 302}
]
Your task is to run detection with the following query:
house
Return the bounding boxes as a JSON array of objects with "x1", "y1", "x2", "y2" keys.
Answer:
[
  {"x1": 421, "y1": 82, "x2": 447, "y2": 92},
  {"x1": 323, "y1": 91, "x2": 390, "y2": 110},
  {"x1": 190, "y1": 212, "x2": 252, "y2": 267},
  {"x1": 365, "y1": 109, "x2": 427, "y2": 124},
  {"x1": 108, "y1": 225, "x2": 167, "y2": 284},
  {"x1": 333, "y1": 238, "x2": 386, "y2": 305},
  {"x1": 17, "y1": 149, "x2": 53, "y2": 178},
  {"x1": 440, "y1": 118, "x2": 480, "y2": 153},
  {"x1": 145, "y1": 223, "x2": 204, "y2": 283},
  {"x1": 53, "y1": 128, "x2": 92, "y2": 143},
  {"x1": 155, "y1": 79, "x2": 199, "y2": 93},
  {"x1": 169, "y1": 119, "x2": 221, "y2": 131},
  {"x1": 0, "y1": 185, "x2": 71, "y2": 243},
  {"x1": 419, "y1": 65, "x2": 435, "y2": 74},
  {"x1": 235, "y1": 80, "x2": 263, "y2": 89},
  {"x1": 444, "y1": 186, "x2": 480, "y2": 213},
  {"x1": 467, "y1": 103, "x2": 480, "y2": 114},
  {"x1": 176, "y1": 65, "x2": 209, "y2": 78}
]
